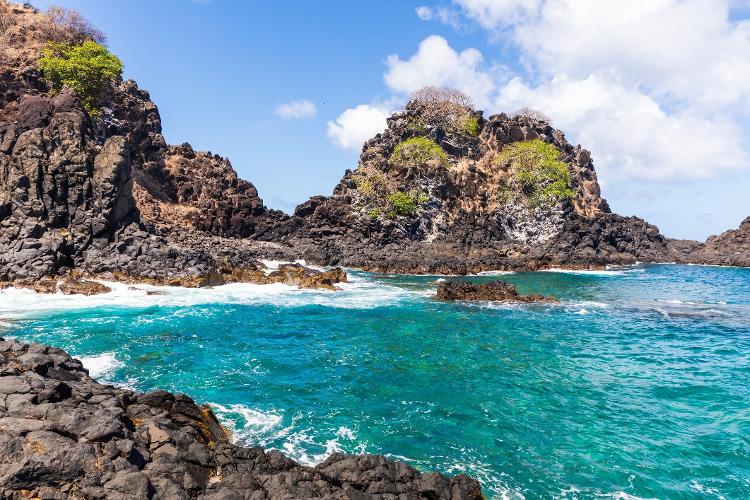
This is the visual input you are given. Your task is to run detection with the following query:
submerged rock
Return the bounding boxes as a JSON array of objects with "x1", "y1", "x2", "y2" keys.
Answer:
[
  {"x1": 0, "y1": 338, "x2": 484, "y2": 499},
  {"x1": 436, "y1": 280, "x2": 557, "y2": 303}
]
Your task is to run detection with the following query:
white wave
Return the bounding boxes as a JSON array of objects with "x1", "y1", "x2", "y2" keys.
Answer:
[
  {"x1": 210, "y1": 403, "x2": 364, "y2": 466},
  {"x1": 210, "y1": 403, "x2": 283, "y2": 440},
  {"x1": 335, "y1": 426, "x2": 356, "y2": 440},
  {"x1": 473, "y1": 270, "x2": 516, "y2": 276},
  {"x1": 541, "y1": 268, "x2": 630, "y2": 276},
  {"x1": 77, "y1": 352, "x2": 123, "y2": 379},
  {"x1": 0, "y1": 276, "x2": 417, "y2": 319}
]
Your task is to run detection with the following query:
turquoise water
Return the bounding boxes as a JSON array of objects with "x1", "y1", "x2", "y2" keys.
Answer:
[{"x1": 1, "y1": 264, "x2": 749, "y2": 498}]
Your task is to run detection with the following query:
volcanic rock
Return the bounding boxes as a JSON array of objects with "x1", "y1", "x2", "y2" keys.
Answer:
[
  {"x1": 0, "y1": 338, "x2": 484, "y2": 499},
  {"x1": 436, "y1": 279, "x2": 557, "y2": 302}
]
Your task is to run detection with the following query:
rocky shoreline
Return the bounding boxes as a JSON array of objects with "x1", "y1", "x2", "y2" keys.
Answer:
[{"x1": 0, "y1": 338, "x2": 484, "y2": 499}]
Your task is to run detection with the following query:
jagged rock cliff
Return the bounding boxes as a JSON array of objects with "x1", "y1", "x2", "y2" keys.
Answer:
[
  {"x1": 667, "y1": 217, "x2": 750, "y2": 267},
  {"x1": 0, "y1": 2, "x2": 288, "y2": 281},
  {"x1": 279, "y1": 101, "x2": 667, "y2": 272},
  {"x1": 0, "y1": 338, "x2": 483, "y2": 499}
]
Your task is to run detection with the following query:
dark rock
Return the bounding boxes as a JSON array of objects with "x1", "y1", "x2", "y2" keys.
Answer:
[
  {"x1": 436, "y1": 280, "x2": 557, "y2": 302},
  {"x1": 0, "y1": 339, "x2": 484, "y2": 499},
  {"x1": 667, "y1": 216, "x2": 750, "y2": 268}
]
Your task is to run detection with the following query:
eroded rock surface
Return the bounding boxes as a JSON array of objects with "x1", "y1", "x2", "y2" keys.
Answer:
[
  {"x1": 0, "y1": 338, "x2": 484, "y2": 499},
  {"x1": 277, "y1": 102, "x2": 667, "y2": 272},
  {"x1": 436, "y1": 280, "x2": 557, "y2": 303},
  {"x1": 667, "y1": 217, "x2": 750, "y2": 268}
]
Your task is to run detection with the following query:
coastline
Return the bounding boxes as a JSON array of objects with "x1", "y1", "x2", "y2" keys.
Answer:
[{"x1": 0, "y1": 337, "x2": 484, "y2": 499}]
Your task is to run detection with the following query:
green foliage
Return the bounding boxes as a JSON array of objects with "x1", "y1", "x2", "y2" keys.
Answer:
[
  {"x1": 367, "y1": 207, "x2": 381, "y2": 218},
  {"x1": 355, "y1": 173, "x2": 387, "y2": 198},
  {"x1": 391, "y1": 137, "x2": 448, "y2": 167},
  {"x1": 458, "y1": 114, "x2": 480, "y2": 137},
  {"x1": 495, "y1": 139, "x2": 574, "y2": 208},
  {"x1": 37, "y1": 41, "x2": 123, "y2": 115},
  {"x1": 387, "y1": 190, "x2": 428, "y2": 216}
]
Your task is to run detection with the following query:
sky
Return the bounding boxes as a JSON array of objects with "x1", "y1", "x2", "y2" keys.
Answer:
[{"x1": 30, "y1": 0, "x2": 750, "y2": 240}]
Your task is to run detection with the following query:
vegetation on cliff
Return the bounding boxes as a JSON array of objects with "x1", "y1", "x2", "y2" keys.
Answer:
[
  {"x1": 495, "y1": 139, "x2": 574, "y2": 208},
  {"x1": 391, "y1": 136, "x2": 448, "y2": 167},
  {"x1": 37, "y1": 40, "x2": 122, "y2": 115}
]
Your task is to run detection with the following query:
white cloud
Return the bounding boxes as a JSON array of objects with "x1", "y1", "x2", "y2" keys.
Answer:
[
  {"x1": 327, "y1": 104, "x2": 390, "y2": 150},
  {"x1": 275, "y1": 100, "x2": 317, "y2": 120},
  {"x1": 495, "y1": 73, "x2": 746, "y2": 180},
  {"x1": 511, "y1": 0, "x2": 750, "y2": 112},
  {"x1": 383, "y1": 35, "x2": 497, "y2": 107},
  {"x1": 415, "y1": 6, "x2": 433, "y2": 20},
  {"x1": 454, "y1": 0, "x2": 541, "y2": 28}
]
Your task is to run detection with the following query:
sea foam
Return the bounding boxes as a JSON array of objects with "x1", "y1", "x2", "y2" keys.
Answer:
[
  {"x1": 77, "y1": 352, "x2": 123, "y2": 379},
  {"x1": 0, "y1": 273, "x2": 417, "y2": 320}
]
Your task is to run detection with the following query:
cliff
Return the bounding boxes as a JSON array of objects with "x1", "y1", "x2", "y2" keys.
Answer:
[
  {"x1": 0, "y1": 338, "x2": 482, "y2": 499},
  {"x1": 279, "y1": 100, "x2": 667, "y2": 273},
  {"x1": 0, "y1": 2, "x2": 291, "y2": 283},
  {"x1": 667, "y1": 217, "x2": 750, "y2": 267}
]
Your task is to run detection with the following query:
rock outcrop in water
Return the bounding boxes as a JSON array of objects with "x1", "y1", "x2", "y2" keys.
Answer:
[
  {"x1": 667, "y1": 217, "x2": 750, "y2": 268},
  {"x1": 436, "y1": 280, "x2": 556, "y2": 303},
  {"x1": 277, "y1": 100, "x2": 667, "y2": 273},
  {"x1": 0, "y1": 338, "x2": 484, "y2": 499}
]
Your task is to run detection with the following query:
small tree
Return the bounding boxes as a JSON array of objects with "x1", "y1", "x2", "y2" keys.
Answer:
[
  {"x1": 511, "y1": 107, "x2": 552, "y2": 124},
  {"x1": 47, "y1": 5, "x2": 106, "y2": 44},
  {"x1": 37, "y1": 40, "x2": 123, "y2": 115},
  {"x1": 410, "y1": 86, "x2": 474, "y2": 109}
]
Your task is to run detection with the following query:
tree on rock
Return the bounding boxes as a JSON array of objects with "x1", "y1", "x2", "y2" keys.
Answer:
[{"x1": 37, "y1": 40, "x2": 122, "y2": 116}]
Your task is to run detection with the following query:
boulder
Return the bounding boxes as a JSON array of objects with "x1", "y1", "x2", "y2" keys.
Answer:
[{"x1": 436, "y1": 280, "x2": 557, "y2": 303}]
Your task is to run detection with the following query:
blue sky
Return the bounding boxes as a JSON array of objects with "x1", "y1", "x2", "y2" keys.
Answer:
[{"x1": 31, "y1": 0, "x2": 750, "y2": 240}]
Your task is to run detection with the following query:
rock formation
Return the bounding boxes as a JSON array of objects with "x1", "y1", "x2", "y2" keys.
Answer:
[
  {"x1": 0, "y1": 2, "x2": 292, "y2": 283},
  {"x1": 0, "y1": 0, "x2": 746, "y2": 287},
  {"x1": 278, "y1": 100, "x2": 667, "y2": 273},
  {"x1": 667, "y1": 217, "x2": 750, "y2": 268},
  {"x1": 436, "y1": 280, "x2": 556, "y2": 302},
  {"x1": 0, "y1": 338, "x2": 483, "y2": 499}
]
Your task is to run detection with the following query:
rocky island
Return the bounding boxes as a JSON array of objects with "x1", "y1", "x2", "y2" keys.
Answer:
[
  {"x1": 1, "y1": 1, "x2": 746, "y2": 287},
  {"x1": 436, "y1": 280, "x2": 557, "y2": 303},
  {"x1": 0, "y1": 2, "x2": 748, "y2": 498}
]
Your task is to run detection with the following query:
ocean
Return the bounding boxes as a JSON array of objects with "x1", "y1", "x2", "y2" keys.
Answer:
[{"x1": 1, "y1": 263, "x2": 748, "y2": 498}]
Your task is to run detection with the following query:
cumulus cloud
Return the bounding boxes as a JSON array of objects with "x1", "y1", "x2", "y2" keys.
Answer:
[
  {"x1": 496, "y1": 73, "x2": 747, "y2": 180},
  {"x1": 383, "y1": 35, "x2": 496, "y2": 107},
  {"x1": 275, "y1": 100, "x2": 317, "y2": 120},
  {"x1": 512, "y1": 0, "x2": 750, "y2": 113},
  {"x1": 327, "y1": 104, "x2": 390, "y2": 150}
]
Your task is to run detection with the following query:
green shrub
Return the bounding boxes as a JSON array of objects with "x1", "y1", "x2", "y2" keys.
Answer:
[
  {"x1": 387, "y1": 190, "x2": 429, "y2": 216},
  {"x1": 495, "y1": 139, "x2": 574, "y2": 208},
  {"x1": 367, "y1": 207, "x2": 381, "y2": 218},
  {"x1": 391, "y1": 137, "x2": 448, "y2": 167},
  {"x1": 37, "y1": 40, "x2": 123, "y2": 115},
  {"x1": 354, "y1": 174, "x2": 389, "y2": 208},
  {"x1": 458, "y1": 114, "x2": 480, "y2": 137}
]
